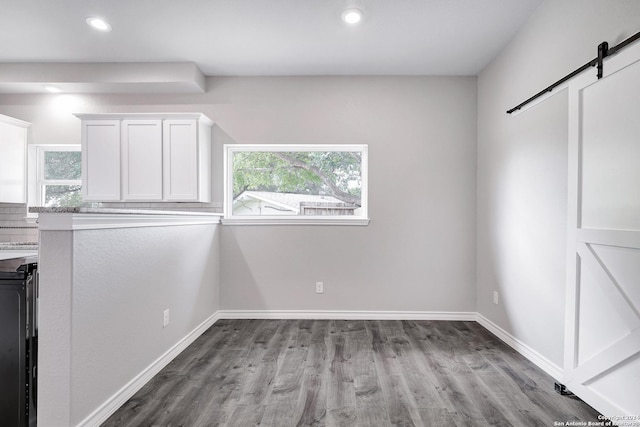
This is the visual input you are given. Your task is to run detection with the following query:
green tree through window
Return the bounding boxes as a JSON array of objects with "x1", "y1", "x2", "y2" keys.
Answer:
[
  {"x1": 43, "y1": 150, "x2": 82, "y2": 207},
  {"x1": 225, "y1": 145, "x2": 368, "y2": 223},
  {"x1": 233, "y1": 151, "x2": 362, "y2": 205}
]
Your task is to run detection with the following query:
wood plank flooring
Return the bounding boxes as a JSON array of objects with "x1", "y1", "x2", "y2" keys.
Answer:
[{"x1": 103, "y1": 320, "x2": 601, "y2": 426}]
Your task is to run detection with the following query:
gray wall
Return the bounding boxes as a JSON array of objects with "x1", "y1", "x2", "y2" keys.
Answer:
[
  {"x1": 216, "y1": 77, "x2": 478, "y2": 312},
  {"x1": 476, "y1": 0, "x2": 640, "y2": 368},
  {"x1": 0, "y1": 76, "x2": 479, "y2": 314}
]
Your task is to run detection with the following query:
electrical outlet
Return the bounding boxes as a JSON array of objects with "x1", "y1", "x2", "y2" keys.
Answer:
[
  {"x1": 163, "y1": 309, "x2": 170, "y2": 327},
  {"x1": 493, "y1": 291, "x2": 499, "y2": 305},
  {"x1": 316, "y1": 281, "x2": 324, "y2": 294}
]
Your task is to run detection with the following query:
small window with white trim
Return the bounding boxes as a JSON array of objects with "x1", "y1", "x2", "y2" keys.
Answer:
[
  {"x1": 224, "y1": 144, "x2": 368, "y2": 225},
  {"x1": 28, "y1": 145, "x2": 82, "y2": 211}
]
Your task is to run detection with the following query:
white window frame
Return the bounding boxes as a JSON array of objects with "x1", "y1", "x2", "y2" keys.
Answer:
[
  {"x1": 27, "y1": 144, "x2": 82, "y2": 218},
  {"x1": 223, "y1": 144, "x2": 369, "y2": 225}
]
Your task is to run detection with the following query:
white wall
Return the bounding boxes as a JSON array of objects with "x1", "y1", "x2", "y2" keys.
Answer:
[
  {"x1": 477, "y1": 0, "x2": 640, "y2": 369},
  {"x1": 38, "y1": 221, "x2": 220, "y2": 426},
  {"x1": 0, "y1": 76, "x2": 479, "y2": 314}
]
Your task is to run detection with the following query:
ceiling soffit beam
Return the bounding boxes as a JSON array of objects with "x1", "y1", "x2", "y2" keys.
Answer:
[{"x1": 0, "y1": 62, "x2": 206, "y2": 94}]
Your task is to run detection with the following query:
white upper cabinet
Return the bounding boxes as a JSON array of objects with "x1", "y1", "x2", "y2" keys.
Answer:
[
  {"x1": 163, "y1": 120, "x2": 211, "y2": 201},
  {"x1": 76, "y1": 113, "x2": 212, "y2": 203},
  {"x1": 122, "y1": 120, "x2": 163, "y2": 201},
  {"x1": 81, "y1": 120, "x2": 121, "y2": 201},
  {"x1": 0, "y1": 114, "x2": 30, "y2": 204}
]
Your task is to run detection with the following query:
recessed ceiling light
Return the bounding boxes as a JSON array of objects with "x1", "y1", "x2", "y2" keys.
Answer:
[
  {"x1": 342, "y1": 8, "x2": 363, "y2": 24},
  {"x1": 86, "y1": 17, "x2": 112, "y2": 32},
  {"x1": 44, "y1": 85, "x2": 62, "y2": 93}
]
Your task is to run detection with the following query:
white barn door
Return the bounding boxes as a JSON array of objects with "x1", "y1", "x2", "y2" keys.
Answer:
[{"x1": 565, "y1": 41, "x2": 640, "y2": 418}]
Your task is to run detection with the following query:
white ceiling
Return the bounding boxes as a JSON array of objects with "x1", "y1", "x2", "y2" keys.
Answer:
[{"x1": 1, "y1": 0, "x2": 542, "y2": 77}]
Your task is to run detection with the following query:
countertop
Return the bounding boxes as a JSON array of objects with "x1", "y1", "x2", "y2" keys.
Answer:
[
  {"x1": 29, "y1": 207, "x2": 223, "y2": 216},
  {"x1": 0, "y1": 242, "x2": 39, "y2": 260},
  {"x1": 0, "y1": 242, "x2": 38, "y2": 250},
  {"x1": 0, "y1": 251, "x2": 38, "y2": 262}
]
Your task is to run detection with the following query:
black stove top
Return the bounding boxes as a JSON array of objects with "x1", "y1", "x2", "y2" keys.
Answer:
[{"x1": 0, "y1": 256, "x2": 38, "y2": 279}]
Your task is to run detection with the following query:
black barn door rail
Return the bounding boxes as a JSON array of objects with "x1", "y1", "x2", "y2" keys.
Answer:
[{"x1": 506, "y1": 30, "x2": 640, "y2": 114}]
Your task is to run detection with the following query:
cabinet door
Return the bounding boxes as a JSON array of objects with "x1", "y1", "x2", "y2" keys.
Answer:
[
  {"x1": 163, "y1": 120, "x2": 198, "y2": 201},
  {"x1": 82, "y1": 120, "x2": 121, "y2": 201},
  {"x1": 0, "y1": 121, "x2": 27, "y2": 203},
  {"x1": 122, "y1": 120, "x2": 163, "y2": 201}
]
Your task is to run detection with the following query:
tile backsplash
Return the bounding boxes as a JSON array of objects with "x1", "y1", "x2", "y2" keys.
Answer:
[
  {"x1": 0, "y1": 203, "x2": 38, "y2": 243},
  {"x1": 99, "y1": 201, "x2": 223, "y2": 214}
]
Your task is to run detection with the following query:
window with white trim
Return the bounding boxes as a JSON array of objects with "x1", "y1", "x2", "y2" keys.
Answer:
[
  {"x1": 224, "y1": 145, "x2": 368, "y2": 225},
  {"x1": 28, "y1": 145, "x2": 82, "y2": 210}
]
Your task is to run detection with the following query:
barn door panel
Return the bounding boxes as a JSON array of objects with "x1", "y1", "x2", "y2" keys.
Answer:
[{"x1": 565, "y1": 42, "x2": 640, "y2": 418}]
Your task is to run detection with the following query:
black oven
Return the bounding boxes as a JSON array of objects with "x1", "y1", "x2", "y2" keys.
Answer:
[{"x1": 0, "y1": 256, "x2": 38, "y2": 427}]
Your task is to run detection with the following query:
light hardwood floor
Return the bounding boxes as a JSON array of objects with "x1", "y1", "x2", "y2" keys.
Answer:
[{"x1": 103, "y1": 319, "x2": 600, "y2": 426}]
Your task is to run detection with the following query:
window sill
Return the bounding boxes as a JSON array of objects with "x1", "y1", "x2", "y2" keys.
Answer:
[{"x1": 222, "y1": 217, "x2": 370, "y2": 226}]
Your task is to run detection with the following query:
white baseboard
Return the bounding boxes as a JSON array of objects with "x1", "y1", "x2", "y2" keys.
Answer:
[
  {"x1": 475, "y1": 313, "x2": 564, "y2": 381},
  {"x1": 77, "y1": 311, "x2": 221, "y2": 427},
  {"x1": 218, "y1": 309, "x2": 477, "y2": 321}
]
